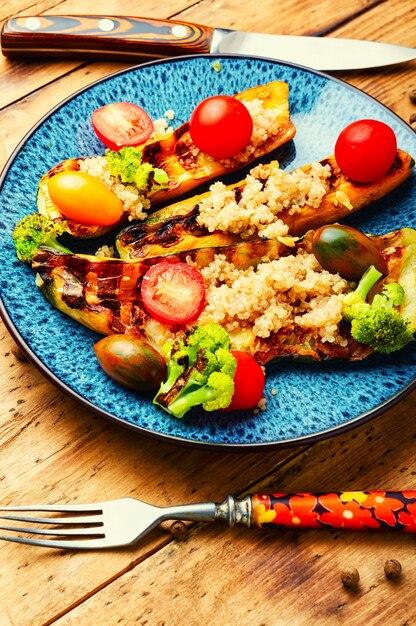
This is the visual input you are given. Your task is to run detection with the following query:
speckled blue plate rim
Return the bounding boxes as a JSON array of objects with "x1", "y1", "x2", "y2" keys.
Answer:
[
  {"x1": 0, "y1": 52, "x2": 415, "y2": 451},
  {"x1": 1, "y1": 294, "x2": 415, "y2": 452}
]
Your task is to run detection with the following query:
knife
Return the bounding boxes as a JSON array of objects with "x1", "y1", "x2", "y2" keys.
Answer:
[{"x1": 1, "y1": 14, "x2": 415, "y2": 71}]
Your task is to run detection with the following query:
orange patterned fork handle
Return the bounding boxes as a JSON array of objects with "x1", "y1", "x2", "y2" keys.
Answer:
[{"x1": 250, "y1": 491, "x2": 416, "y2": 531}]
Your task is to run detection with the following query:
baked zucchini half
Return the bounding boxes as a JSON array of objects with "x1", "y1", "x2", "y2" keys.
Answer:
[
  {"x1": 37, "y1": 80, "x2": 296, "y2": 239},
  {"x1": 32, "y1": 227, "x2": 416, "y2": 363},
  {"x1": 116, "y1": 150, "x2": 415, "y2": 260}
]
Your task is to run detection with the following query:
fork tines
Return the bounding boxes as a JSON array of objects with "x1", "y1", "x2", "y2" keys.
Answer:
[{"x1": 0, "y1": 503, "x2": 107, "y2": 549}]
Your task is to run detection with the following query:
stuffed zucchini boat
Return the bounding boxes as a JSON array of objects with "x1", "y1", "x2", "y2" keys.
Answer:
[
  {"x1": 36, "y1": 81, "x2": 296, "y2": 239},
  {"x1": 32, "y1": 225, "x2": 416, "y2": 364},
  {"x1": 116, "y1": 150, "x2": 415, "y2": 260}
]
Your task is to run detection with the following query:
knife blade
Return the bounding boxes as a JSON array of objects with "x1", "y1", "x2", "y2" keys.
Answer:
[{"x1": 1, "y1": 14, "x2": 415, "y2": 71}]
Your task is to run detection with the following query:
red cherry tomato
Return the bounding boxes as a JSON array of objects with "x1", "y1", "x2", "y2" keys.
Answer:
[
  {"x1": 334, "y1": 119, "x2": 397, "y2": 183},
  {"x1": 224, "y1": 351, "x2": 265, "y2": 411},
  {"x1": 92, "y1": 102, "x2": 154, "y2": 151},
  {"x1": 189, "y1": 95, "x2": 253, "y2": 160},
  {"x1": 47, "y1": 171, "x2": 124, "y2": 226},
  {"x1": 140, "y1": 261, "x2": 205, "y2": 325}
]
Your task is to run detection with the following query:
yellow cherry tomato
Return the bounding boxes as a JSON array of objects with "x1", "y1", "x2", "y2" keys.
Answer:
[{"x1": 47, "y1": 171, "x2": 124, "y2": 226}]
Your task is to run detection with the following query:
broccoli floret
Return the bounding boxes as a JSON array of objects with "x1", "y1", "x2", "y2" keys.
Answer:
[
  {"x1": 380, "y1": 282, "x2": 405, "y2": 307},
  {"x1": 342, "y1": 265, "x2": 383, "y2": 321},
  {"x1": 153, "y1": 322, "x2": 237, "y2": 418},
  {"x1": 342, "y1": 265, "x2": 414, "y2": 354},
  {"x1": 106, "y1": 147, "x2": 169, "y2": 191},
  {"x1": 12, "y1": 213, "x2": 71, "y2": 263}
]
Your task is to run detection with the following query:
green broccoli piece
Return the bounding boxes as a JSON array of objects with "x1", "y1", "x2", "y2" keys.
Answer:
[
  {"x1": 153, "y1": 322, "x2": 237, "y2": 418},
  {"x1": 342, "y1": 265, "x2": 414, "y2": 354},
  {"x1": 106, "y1": 146, "x2": 169, "y2": 191},
  {"x1": 12, "y1": 213, "x2": 71, "y2": 263}
]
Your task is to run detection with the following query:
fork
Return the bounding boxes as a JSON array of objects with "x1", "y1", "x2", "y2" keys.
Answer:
[{"x1": 1, "y1": 490, "x2": 415, "y2": 550}]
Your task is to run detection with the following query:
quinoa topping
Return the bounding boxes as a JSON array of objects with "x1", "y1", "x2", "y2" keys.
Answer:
[
  {"x1": 197, "y1": 250, "x2": 351, "y2": 344},
  {"x1": 196, "y1": 160, "x2": 332, "y2": 239},
  {"x1": 78, "y1": 157, "x2": 151, "y2": 221},
  {"x1": 94, "y1": 244, "x2": 115, "y2": 258},
  {"x1": 79, "y1": 98, "x2": 287, "y2": 224},
  {"x1": 78, "y1": 97, "x2": 289, "y2": 222},
  {"x1": 150, "y1": 112, "x2": 175, "y2": 137}
]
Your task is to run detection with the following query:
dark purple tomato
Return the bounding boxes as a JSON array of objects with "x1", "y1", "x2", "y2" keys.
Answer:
[
  {"x1": 311, "y1": 224, "x2": 387, "y2": 281},
  {"x1": 94, "y1": 334, "x2": 166, "y2": 393}
]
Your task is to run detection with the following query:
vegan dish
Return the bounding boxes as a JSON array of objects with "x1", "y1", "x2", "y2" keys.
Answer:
[
  {"x1": 36, "y1": 81, "x2": 296, "y2": 238},
  {"x1": 12, "y1": 84, "x2": 416, "y2": 420}
]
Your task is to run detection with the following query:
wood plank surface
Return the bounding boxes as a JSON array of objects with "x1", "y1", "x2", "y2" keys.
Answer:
[
  {"x1": 0, "y1": 0, "x2": 399, "y2": 114},
  {"x1": 51, "y1": 390, "x2": 416, "y2": 626},
  {"x1": 0, "y1": 0, "x2": 196, "y2": 109},
  {"x1": 0, "y1": 0, "x2": 415, "y2": 624}
]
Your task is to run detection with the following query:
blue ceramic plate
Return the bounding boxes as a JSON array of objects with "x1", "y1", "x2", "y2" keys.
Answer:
[{"x1": 1, "y1": 55, "x2": 415, "y2": 449}]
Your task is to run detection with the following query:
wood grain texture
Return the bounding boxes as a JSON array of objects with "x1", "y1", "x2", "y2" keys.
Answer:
[
  {"x1": 175, "y1": 0, "x2": 385, "y2": 36},
  {"x1": 0, "y1": 0, "x2": 415, "y2": 624},
  {"x1": 0, "y1": 0, "x2": 198, "y2": 109},
  {"x1": 51, "y1": 390, "x2": 416, "y2": 626},
  {"x1": 0, "y1": 319, "x2": 306, "y2": 625}
]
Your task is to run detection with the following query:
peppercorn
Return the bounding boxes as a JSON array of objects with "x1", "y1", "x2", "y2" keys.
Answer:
[
  {"x1": 340, "y1": 566, "x2": 360, "y2": 589},
  {"x1": 409, "y1": 89, "x2": 416, "y2": 105},
  {"x1": 170, "y1": 520, "x2": 188, "y2": 541},
  {"x1": 384, "y1": 558, "x2": 402, "y2": 580}
]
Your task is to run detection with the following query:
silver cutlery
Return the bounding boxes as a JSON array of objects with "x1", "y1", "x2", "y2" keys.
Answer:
[
  {"x1": 1, "y1": 490, "x2": 415, "y2": 550},
  {"x1": 1, "y1": 15, "x2": 415, "y2": 71}
]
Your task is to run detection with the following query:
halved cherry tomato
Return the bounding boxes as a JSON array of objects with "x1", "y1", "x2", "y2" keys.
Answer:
[
  {"x1": 140, "y1": 261, "x2": 205, "y2": 325},
  {"x1": 335, "y1": 119, "x2": 397, "y2": 183},
  {"x1": 189, "y1": 95, "x2": 253, "y2": 160},
  {"x1": 224, "y1": 351, "x2": 265, "y2": 411},
  {"x1": 311, "y1": 224, "x2": 387, "y2": 281},
  {"x1": 92, "y1": 102, "x2": 154, "y2": 151},
  {"x1": 47, "y1": 171, "x2": 124, "y2": 226},
  {"x1": 94, "y1": 334, "x2": 166, "y2": 393}
]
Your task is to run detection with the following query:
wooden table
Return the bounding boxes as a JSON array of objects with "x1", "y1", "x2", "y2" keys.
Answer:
[{"x1": 1, "y1": 1, "x2": 415, "y2": 624}]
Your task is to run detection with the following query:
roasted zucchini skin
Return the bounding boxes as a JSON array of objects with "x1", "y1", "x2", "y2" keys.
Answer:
[
  {"x1": 139, "y1": 80, "x2": 296, "y2": 205},
  {"x1": 37, "y1": 80, "x2": 296, "y2": 239},
  {"x1": 32, "y1": 238, "x2": 287, "y2": 337},
  {"x1": 32, "y1": 228, "x2": 416, "y2": 363},
  {"x1": 286, "y1": 150, "x2": 414, "y2": 236},
  {"x1": 116, "y1": 150, "x2": 415, "y2": 260}
]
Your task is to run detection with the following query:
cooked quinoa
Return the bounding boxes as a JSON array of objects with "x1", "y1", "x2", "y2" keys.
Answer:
[
  {"x1": 95, "y1": 244, "x2": 115, "y2": 258},
  {"x1": 197, "y1": 160, "x2": 332, "y2": 239},
  {"x1": 78, "y1": 96, "x2": 291, "y2": 222},
  {"x1": 197, "y1": 250, "x2": 350, "y2": 344},
  {"x1": 150, "y1": 113, "x2": 175, "y2": 137},
  {"x1": 78, "y1": 157, "x2": 151, "y2": 221}
]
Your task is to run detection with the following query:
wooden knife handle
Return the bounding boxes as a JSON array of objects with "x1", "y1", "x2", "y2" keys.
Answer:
[
  {"x1": 1, "y1": 15, "x2": 215, "y2": 61},
  {"x1": 251, "y1": 491, "x2": 416, "y2": 531}
]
